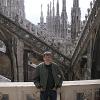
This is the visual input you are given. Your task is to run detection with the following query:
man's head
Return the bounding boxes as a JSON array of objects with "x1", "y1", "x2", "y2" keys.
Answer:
[{"x1": 43, "y1": 51, "x2": 53, "y2": 65}]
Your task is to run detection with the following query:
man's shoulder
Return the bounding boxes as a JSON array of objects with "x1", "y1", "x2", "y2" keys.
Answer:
[
  {"x1": 52, "y1": 62, "x2": 58, "y2": 67},
  {"x1": 36, "y1": 62, "x2": 44, "y2": 68},
  {"x1": 52, "y1": 62, "x2": 61, "y2": 70}
]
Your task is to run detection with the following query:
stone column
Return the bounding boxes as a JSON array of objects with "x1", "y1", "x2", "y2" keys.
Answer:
[
  {"x1": 87, "y1": 34, "x2": 92, "y2": 79},
  {"x1": 23, "y1": 50, "x2": 28, "y2": 81},
  {"x1": 17, "y1": 39, "x2": 24, "y2": 81},
  {"x1": 6, "y1": 38, "x2": 18, "y2": 81},
  {"x1": 11, "y1": 38, "x2": 18, "y2": 81}
]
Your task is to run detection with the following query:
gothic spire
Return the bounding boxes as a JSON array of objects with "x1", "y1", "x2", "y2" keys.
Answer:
[
  {"x1": 41, "y1": 4, "x2": 43, "y2": 17},
  {"x1": 71, "y1": 0, "x2": 81, "y2": 42},
  {"x1": 6, "y1": 0, "x2": 25, "y2": 18},
  {"x1": 52, "y1": 0, "x2": 55, "y2": 34},
  {"x1": 53, "y1": 0, "x2": 55, "y2": 17},
  {"x1": 61, "y1": 0, "x2": 68, "y2": 38},
  {"x1": 62, "y1": 0, "x2": 66, "y2": 11},
  {"x1": 50, "y1": 1, "x2": 52, "y2": 17},
  {"x1": 73, "y1": 0, "x2": 79, "y2": 7},
  {"x1": 46, "y1": 4, "x2": 50, "y2": 32},
  {"x1": 47, "y1": 4, "x2": 50, "y2": 16},
  {"x1": 54, "y1": 0, "x2": 60, "y2": 37},
  {"x1": 40, "y1": 4, "x2": 44, "y2": 25},
  {"x1": 56, "y1": 0, "x2": 59, "y2": 16},
  {"x1": 47, "y1": 1, "x2": 52, "y2": 33}
]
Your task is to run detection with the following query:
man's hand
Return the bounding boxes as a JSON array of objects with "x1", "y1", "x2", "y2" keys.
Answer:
[
  {"x1": 35, "y1": 83, "x2": 41, "y2": 89},
  {"x1": 55, "y1": 85, "x2": 61, "y2": 89}
]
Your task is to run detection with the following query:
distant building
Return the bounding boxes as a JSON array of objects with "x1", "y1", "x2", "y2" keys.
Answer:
[
  {"x1": 0, "y1": 0, "x2": 25, "y2": 18},
  {"x1": 71, "y1": 0, "x2": 81, "y2": 42},
  {"x1": 45, "y1": 0, "x2": 68, "y2": 39},
  {"x1": 37, "y1": 0, "x2": 82, "y2": 57}
]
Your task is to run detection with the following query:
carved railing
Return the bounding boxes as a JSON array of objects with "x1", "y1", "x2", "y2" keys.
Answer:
[
  {"x1": 62, "y1": 80, "x2": 100, "y2": 100},
  {"x1": 71, "y1": 0, "x2": 100, "y2": 66},
  {"x1": 0, "y1": 12, "x2": 71, "y2": 71},
  {"x1": 0, "y1": 80, "x2": 99, "y2": 100}
]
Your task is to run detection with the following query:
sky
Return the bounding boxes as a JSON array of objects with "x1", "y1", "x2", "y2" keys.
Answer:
[{"x1": 24, "y1": 0, "x2": 92, "y2": 25}]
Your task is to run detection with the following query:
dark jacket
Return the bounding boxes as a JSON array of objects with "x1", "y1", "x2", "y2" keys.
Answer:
[{"x1": 34, "y1": 62, "x2": 63, "y2": 90}]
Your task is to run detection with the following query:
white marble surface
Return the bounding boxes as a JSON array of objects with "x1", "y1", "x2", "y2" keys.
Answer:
[
  {"x1": 0, "y1": 75, "x2": 11, "y2": 82},
  {"x1": 0, "y1": 80, "x2": 100, "y2": 87}
]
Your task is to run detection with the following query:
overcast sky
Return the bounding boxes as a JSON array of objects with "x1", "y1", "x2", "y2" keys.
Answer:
[{"x1": 24, "y1": 0, "x2": 92, "y2": 25}]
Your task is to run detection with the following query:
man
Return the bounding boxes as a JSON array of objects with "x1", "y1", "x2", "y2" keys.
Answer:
[{"x1": 34, "y1": 51, "x2": 63, "y2": 100}]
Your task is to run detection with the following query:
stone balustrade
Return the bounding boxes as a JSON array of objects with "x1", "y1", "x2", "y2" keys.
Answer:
[
  {"x1": 62, "y1": 80, "x2": 100, "y2": 100},
  {"x1": 0, "y1": 80, "x2": 100, "y2": 100}
]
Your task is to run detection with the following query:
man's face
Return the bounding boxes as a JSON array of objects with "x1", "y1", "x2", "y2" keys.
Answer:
[{"x1": 43, "y1": 54, "x2": 53, "y2": 64}]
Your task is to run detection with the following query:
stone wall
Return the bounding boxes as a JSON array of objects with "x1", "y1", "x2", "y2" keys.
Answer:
[{"x1": 0, "y1": 80, "x2": 99, "y2": 100}]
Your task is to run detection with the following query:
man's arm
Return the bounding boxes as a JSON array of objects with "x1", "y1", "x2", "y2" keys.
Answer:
[
  {"x1": 33, "y1": 66, "x2": 41, "y2": 89},
  {"x1": 56, "y1": 65, "x2": 64, "y2": 88}
]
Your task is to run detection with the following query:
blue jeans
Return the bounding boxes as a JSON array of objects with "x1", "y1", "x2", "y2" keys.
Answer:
[{"x1": 40, "y1": 90, "x2": 57, "y2": 100}]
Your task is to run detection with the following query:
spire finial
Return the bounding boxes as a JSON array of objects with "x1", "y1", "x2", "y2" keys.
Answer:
[
  {"x1": 47, "y1": 4, "x2": 49, "y2": 16},
  {"x1": 56, "y1": 0, "x2": 59, "y2": 16},
  {"x1": 62, "y1": 0, "x2": 66, "y2": 11},
  {"x1": 50, "y1": 1, "x2": 52, "y2": 16},
  {"x1": 40, "y1": 4, "x2": 44, "y2": 25},
  {"x1": 73, "y1": 0, "x2": 79, "y2": 7},
  {"x1": 41, "y1": 4, "x2": 43, "y2": 17},
  {"x1": 53, "y1": 0, "x2": 55, "y2": 17}
]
